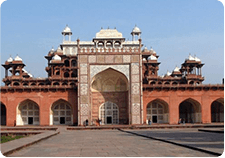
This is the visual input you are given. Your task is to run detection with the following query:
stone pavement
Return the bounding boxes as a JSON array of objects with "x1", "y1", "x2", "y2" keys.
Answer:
[
  {"x1": 123, "y1": 128, "x2": 224, "y2": 156},
  {"x1": 1, "y1": 130, "x2": 59, "y2": 156},
  {"x1": 8, "y1": 127, "x2": 215, "y2": 157}
]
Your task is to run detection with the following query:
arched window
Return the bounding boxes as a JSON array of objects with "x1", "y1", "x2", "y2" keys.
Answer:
[
  {"x1": 64, "y1": 72, "x2": 69, "y2": 78},
  {"x1": 17, "y1": 100, "x2": 39, "y2": 125},
  {"x1": 56, "y1": 71, "x2": 60, "y2": 75},
  {"x1": 51, "y1": 100, "x2": 72, "y2": 125},
  {"x1": 106, "y1": 41, "x2": 112, "y2": 47},
  {"x1": 13, "y1": 82, "x2": 20, "y2": 86},
  {"x1": 98, "y1": 41, "x2": 104, "y2": 47},
  {"x1": 146, "y1": 100, "x2": 169, "y2": 123},
  {"x1": 71, "y1": 60, "x2": 77, "y2": 67},
  {"x1": 71, "y1": 71, "x2": 77, "y2": 78},
  {"x1": 53, "y1": 82, "x2": 60, "y2": 86},
  {"x1": 64, "y1": 60, "x2": 70, "y2": 67},
  {"x1": 99, "y1": 101, "x2": 119, "y2": 125},
  {"x1": 114, "y1": 41, "x2": 121, "y2": 47}
]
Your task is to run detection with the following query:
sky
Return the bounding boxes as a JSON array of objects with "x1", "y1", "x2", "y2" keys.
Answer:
[{"x1": 0, "y1": 0, "x2": 224, "y2": 85}]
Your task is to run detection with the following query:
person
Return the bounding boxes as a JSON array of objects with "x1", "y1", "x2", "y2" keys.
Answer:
[
  {"x1": 148, "y1": 119, "x2": 152, "y2": 125},
  {"x1": 178, "y1": 118, "x2": 182, "y2": 124},
  {"x1": 183, "y1": 118, "x2": 185, "y2": 124}
]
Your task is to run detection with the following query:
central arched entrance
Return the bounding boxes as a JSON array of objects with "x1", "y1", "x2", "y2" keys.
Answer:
[
  {"x1": 211, "y1": 99, "x2": 224, "y2": 122},
  {"x1": 17, "y1": 100, "x2": 40, "y2": 125},
  {"x1": 1, "y1": 103, "x2": 6, "y2": 125},
  {"x1": 146, "y1": 99, "x2": 169, "y2": 123},
  {"x1": 51, "y1": 100, "x2": 73, "y2": 125},
  {"x1": 99, "y1": 101, "x2": 119, "y2": 125},
  {"x1": 91, "y1": 68, "x2": 129, "y2": 124},
  {"x1": 179, "y1": 99, "x2": 201, "y2": 123}
]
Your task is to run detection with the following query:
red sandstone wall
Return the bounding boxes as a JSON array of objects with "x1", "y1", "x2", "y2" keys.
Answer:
[
  {"x1": 1, "y1": 90, "x2": 78, "y2": 126},
  {"x1": 91, "y1": 91, "x2": 129, "y2": 124},
  {"x1": 143, "y1": 89, "x2": 224, "y2": 124}
]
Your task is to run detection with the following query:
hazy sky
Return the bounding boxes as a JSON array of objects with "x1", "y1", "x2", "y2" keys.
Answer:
[{"x1": 1, "y1": 0, "x2": 224, "y2": 85}]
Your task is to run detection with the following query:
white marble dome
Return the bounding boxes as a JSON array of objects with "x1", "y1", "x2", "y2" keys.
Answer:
[
  {"x1": 14, "y1": 55, "x2": 23, "y2": 61},
  {"x1": 132, "y1": 26, "x2": 141, "y2": 33},
  {"x1": 7, "y1": 56, "x2": 13, "y2": 62},
  {"x1": 52, "y1": 54, "x2": 61, "y2": 61},
  {"x1": 62, "y1": 25, "x2": 72, "y2": 34},
  {"x1": 194, "y1": 56, "x2": 201, "y2": 62},
  {"x1": 147, "y1": 55, "x2": 157, "y2": 60},
  {"x1": 173, "y1": 66, "x2": 180, "y2": 72}
]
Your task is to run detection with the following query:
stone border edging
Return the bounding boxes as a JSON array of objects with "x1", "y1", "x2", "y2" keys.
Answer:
[
  {"x1": 1, "y1": 131, "x2": 60, "y2": 156},
  {"x1": 118, "y1": 128, "x2": 221, "y2": 156},
  {"x1": 198, "y1": 129, "x2": 224, "y2": 133}
]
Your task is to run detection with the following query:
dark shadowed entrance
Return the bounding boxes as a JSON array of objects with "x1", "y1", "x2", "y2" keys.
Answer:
[{"x1": 1, "y1": 103, "x2": 6, "y2": 125}]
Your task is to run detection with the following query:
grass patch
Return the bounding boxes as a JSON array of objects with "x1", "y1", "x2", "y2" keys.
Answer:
[{"x1": 1, "y1": 135, "x2": 25, "y2": 143}]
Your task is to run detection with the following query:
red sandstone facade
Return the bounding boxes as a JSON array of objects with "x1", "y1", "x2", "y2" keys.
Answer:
[{"x1": 0, "y1": 26, "x2": 224, "y2": 126}]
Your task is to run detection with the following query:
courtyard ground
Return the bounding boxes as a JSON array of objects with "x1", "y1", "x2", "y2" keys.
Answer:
[{"x1": 4, "y1": 126, "x2": 223, "y2": 157}]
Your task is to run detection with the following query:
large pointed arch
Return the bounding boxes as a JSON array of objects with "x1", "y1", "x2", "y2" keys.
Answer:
[
  {"x1": 179, "y1": 98, "x2": 201, "y2": 123},
  {"x1": 50, "y1": 99, "x2": 73, "y2": 125},
  {"x1": 91, "y1": 68, "x2": 128, "y2": 92},
  {"x1": 211, "y1": 98, "x2": 224, "y2": 123},
  {"x1": 17, "y1": 99, "x2": 40, "y2": 125},
  {"x1": 146, "y1": 99, "x2": 169, "y2": 124}
]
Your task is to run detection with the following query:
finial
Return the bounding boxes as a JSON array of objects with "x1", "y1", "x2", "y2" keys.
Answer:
[
  {"x1": 114, "y1": 27, "x2": 116, "y2": 29},
  {"x1": 108, "y1": 26, "x2": 109, "y2": 29},
  {"x1": 101, "y1": 27, "x2": 103, "y2": 29}
]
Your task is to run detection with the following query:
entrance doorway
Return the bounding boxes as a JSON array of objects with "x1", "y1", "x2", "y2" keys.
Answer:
[
  {"x1": 179, "y1": 99, "x2": 201, "y2": 123},
  {"x1": 28, "y1": 117, "x2": 33, "y2": 125},
  {"x1": 152, "y1": 116, "x2": 157, "y2": 123},
  {"x1": 1, "y1": 103, "x2": 6, "y2": 125},
  {"x1": 211, "y1": 100, "x2": 224, "y2": 122},
  {"x1": 106, "y1": 116, "x2": 112, "y2": 124},
  {"x1": 60, "y1": 117, "x2": 65, "y2": 124}
]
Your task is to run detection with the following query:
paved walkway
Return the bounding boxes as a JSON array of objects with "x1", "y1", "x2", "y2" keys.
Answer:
[
  {"x1": 8, "y1": 127, "x2": 215, "y2": 157},
  {"x1": 124, "y1": 128, "x2": 224, "y2": 155}
]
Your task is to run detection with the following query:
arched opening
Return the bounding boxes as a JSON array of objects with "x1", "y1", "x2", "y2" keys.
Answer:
[
  {"x1": 91, "y1": 68, "x2": 129, "y2": 124},
  {"x1": 53, "y1": 82, "x2": 60, "y2": 86},
  {"x1": 56, "y1": 71, "x2": 60, "y2": 76},
  {"x1": 189, "y1": 81, "x2": 194, "y2": 85},
  {"x1": 23, "y1": 82, "x2": 29, "y2": 86},
  {"x1": 64, "y1": 60, "x2": 70, "y2": 67},
  {"x1": 62, "y1": 82, "x2": 68, "y2": 86},
  {"x1": 164, "y1": 82, "x2": 170, "y2": 85},
  {"x1": 150, "y1": 81, "x2": 156, "y2": 85},
  {"x1": 114, "y1": 41, "x2": 121, "y2": 47},
  {"x1": 1, "y1": 103, "x2": 6, "y2": 125},
  {"x1": 71, "y1": 60, "x2": 77, "y2": 67},
  {"x1": 99, "y1": 101, "x2": 119, "y2": 125},
  {"x1": 172, "y1": 82, "x2": 178, "y2": 85},
  {"x1": 106, "y1": 41, "x2": 112, "y2": 47},
  {"x1": 64, "y1": 72, "x2": 69, "y2": 78},
  {"x1": 179, "y1": 99, "x2": 201, "y2": 123},
  {"x1": 71, "y1": 70, "x2": 77, "y2": 78},
  {"x1": 211, "y1": 99, "x2": 224, "y2": 122},
  {"x1": 31, "y1": 82, "x2": 36, "y2": 86},
  {"x1": 98, "y1": 41, "x2": 104, "y2": 47},
  {"x1": 13, "y1": 82, "x2": 20, "y2": 86},
  {"x1": 70, "y1": 82, "x2": 75, "y2": 86},
  {"x1": 17, "y1": 100, "x2": 39, "y2": 125},
  {"x1": 146, "y1": 100, "x2": 169, "y2": 124},
  {"x1": 38, "y1": 83, "x2": 44, "y2": 86},
  {"x1": 50, "y1": 100, "x2": 72, "y2": 125}
]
